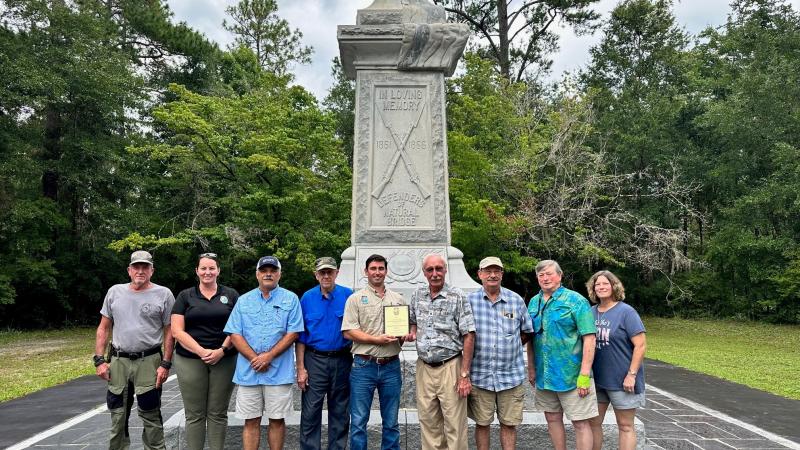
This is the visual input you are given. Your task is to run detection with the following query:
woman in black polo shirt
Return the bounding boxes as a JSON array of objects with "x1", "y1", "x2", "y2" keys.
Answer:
[{"x1": 171, "y1": 253, "x2": 239, "y2": 450}]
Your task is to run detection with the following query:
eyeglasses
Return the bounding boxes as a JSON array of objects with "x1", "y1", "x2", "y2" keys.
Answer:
[
  {"x1": 199, "y1": 252, "x2": 218, "y2": 259},
  {"x1": 481, "y1": 269, "x2": 503, "y2": 276}
]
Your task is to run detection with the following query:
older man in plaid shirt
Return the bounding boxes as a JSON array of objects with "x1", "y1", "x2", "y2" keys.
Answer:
[{"x1": 466, "y1": 257, "x2": 534, "y2": 450}]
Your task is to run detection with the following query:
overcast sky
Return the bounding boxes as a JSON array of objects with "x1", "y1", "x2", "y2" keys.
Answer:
[{"x1": 165, "y1": 0, "x2": 800, "y2": 99}]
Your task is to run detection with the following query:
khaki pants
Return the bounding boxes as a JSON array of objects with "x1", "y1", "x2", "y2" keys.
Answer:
[
  {"x1": 107, "y1": 353, "x2": 164, "y2": 450},
  {"x1": 415, "y1": 356, "x2": 468, "y2": 450}
]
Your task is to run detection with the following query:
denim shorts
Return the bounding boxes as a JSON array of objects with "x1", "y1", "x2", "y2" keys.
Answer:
[{"x1": 596, "y1": 387, "x2": 646, "y2": 410}]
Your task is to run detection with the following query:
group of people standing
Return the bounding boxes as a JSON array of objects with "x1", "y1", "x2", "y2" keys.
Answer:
[{"x1": 94, "y1": 250, "x2": 646, "y2": 450}]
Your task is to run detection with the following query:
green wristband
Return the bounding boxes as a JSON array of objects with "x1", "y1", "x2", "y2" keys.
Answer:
[{"x1": 577, "y1": 374, "x2": 591, "y2": 389}]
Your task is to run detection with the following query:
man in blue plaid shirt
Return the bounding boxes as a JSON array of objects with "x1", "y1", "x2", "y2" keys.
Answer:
[{"x1": 466, "y1": 257, "x2": 534, "y2": 450}]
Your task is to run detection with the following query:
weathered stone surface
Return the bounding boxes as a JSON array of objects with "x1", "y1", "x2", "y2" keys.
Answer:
[{"x1": 337, "y1": 0, "x2": 478, "y2": 296}]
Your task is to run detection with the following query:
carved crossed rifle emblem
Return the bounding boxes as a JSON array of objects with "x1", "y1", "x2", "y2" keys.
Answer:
[{"x1": 372, "y1": 100, "x2": 431, "y2": 199}]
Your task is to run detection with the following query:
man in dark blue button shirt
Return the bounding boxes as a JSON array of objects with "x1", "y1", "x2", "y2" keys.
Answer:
[{"x1": 295, "y1": 257, "x2": 354, "y2": 450}]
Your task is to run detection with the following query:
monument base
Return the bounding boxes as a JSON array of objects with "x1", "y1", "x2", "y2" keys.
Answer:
[{"x1": 338, "y1": 245, "x2": 479, "y2": 299}]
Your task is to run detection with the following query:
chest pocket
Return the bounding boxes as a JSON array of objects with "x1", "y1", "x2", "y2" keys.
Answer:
[
  {"x1": 547, "y1": 307, "x2": 577, "y2": 335},
  {"x1": 305, "y1": 311, "x2": 324, "y2": 330},
  {"x1": 431, "y1": 301, "x2": 455, "y2": 331},
  {"x1": 139, "y1": 301, "x2": 164, "y2": 322},
  {"x1": 270, "y1": 302, "x2": 292, "y2": 330},
  {"x1": 501, "y1": 315, "x2": 517, "y2": 335}
]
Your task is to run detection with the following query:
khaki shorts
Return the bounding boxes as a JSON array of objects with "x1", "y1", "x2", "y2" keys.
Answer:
[
  {"x1": 534, "y1": 379, "x2": 599, "y2": 421},
  {"x1": 468, "y1": 383, "x2": 526, "y2": 426},
  {"x1": 235, "y1": 384, "x2": 293, "y2": 420}
]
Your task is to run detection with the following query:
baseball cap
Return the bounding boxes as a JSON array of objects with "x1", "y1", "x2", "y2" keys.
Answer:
[
  {"x1": 130, "y1": 250, "x2": 154, "y2": 265},
  {"x1": 315, "y1": 257, "x2": 338, "y2": 271},
  {"x1": 256, "y1": 255, "x2": 281, "y2": 270},
  {"x1": 479, "y1": 256, "x2": 503, "y2": 270}
]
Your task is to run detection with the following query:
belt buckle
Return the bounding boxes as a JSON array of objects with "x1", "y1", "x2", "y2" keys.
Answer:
[{"x1": 129, "y1": 353, "x2": 139, "y2": 360}]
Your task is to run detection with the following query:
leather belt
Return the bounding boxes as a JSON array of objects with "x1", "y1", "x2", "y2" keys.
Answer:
[
  {"x1": 422, "y1": 353, "x2": 460, "y2": 368},
  {"x1": 111, "y1": 346, "x2": 161, "y2": 360},
  {"x1": 356, "y1": 354, "x2": 399, "y2": 365},
  {"x1": 307, "y1": 346, "x2": 351, "y2": 357}
]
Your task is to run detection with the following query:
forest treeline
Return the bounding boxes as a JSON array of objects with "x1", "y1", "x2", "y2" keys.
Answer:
[{"x1": 1, "y1": 0, "x2": 798, "y2": 327}]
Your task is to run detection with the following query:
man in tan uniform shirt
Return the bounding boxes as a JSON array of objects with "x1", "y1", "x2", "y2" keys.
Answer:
[{"x1": 341, "y1": 254, "x2": 405, "y2": 450}]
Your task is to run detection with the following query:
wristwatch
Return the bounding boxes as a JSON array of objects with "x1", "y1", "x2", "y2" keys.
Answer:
[
  {"x1": 160, "y1": 360, "x2": 172, "y2": 369},
  {"x1": 460, "y1": 371, "x2": 470, "y2": 378},
  {"x1": 627, "y1": 370, "x2": 636, "y2": 376},
  {"x1": 93, "y1": 355, "x2": 106, "y2": 367}
]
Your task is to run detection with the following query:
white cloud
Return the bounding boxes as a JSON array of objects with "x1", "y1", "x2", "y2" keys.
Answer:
[{"x1": 166, "y1": 0, "x2": 800, "y2": 98}]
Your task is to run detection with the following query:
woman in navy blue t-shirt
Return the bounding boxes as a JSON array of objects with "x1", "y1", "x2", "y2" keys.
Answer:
[{"x1": 586, "y1": 270, "x2": 647, "y2": 450}]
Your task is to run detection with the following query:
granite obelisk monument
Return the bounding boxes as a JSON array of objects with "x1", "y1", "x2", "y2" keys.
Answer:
[{"x1": 337, "y1": 0, "x2": 479, "y2": 297}]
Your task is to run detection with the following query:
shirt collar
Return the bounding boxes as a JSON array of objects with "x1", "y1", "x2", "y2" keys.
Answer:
[
  {"x1": 366, "y1": 284, "x2": 385, "y2": 297},
  {"x1": 538, "y1": 285, "x2": 564, "y2": 300},
  {"x1": 425, "y1": 283, "x2": 451, "y2": 299},
  {"x1": 481, "y1": 287, "x2": 506, "y2": 303},
  {"x1": 259, "y1": 285, "x2": 281, "y2": 302}
]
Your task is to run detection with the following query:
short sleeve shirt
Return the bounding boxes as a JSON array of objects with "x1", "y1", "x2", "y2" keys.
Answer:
[
  {"x1": 410, "y1": 283, "x2": 475, "y2": 364},
  {"x1": 341, "y1": 285, "x2": 405, "y2": 357},
  {"x1": 298, "y1": 284, "x2": 353, "y2": 351},
  {"x1": 223, "y1": 286, "x2": 304, "y2": 386},
  {"x1": 592, "y1": 302, "x2": 646, "y2": 393},
  {"x1": 172, "y1": 285, "x2": 239, "y2": 358},
  {"x1": 100, "y1": 283, "x2": 175, "y2": 353},
  {"x1": 528, "y1": 286, "x2": 596, "y2": 392},
  {"x1": 468, "y1": 287, "x2": 533, "y2": 391}
]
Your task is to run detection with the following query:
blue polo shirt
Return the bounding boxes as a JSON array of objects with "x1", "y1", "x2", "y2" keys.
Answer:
[
  {"x1": 224, "y1": 286, "x2": 304, "y2": 386},
  {"x1": 298, "y1": 284, "x2": 353, "y2": 351}
]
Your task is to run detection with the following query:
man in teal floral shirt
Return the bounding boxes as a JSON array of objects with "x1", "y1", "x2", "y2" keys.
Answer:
[{"x1": 528, "y1": 259, "x2": 597, "y2": 450}]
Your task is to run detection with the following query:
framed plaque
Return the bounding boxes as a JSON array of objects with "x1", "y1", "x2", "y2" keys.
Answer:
[{"x1": 383, "y1": 305, "x2": 410, "y2": 336}]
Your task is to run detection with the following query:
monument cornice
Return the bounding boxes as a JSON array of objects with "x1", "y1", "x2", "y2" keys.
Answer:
[{"x1": 338, "y1": 0, "x2": 469, "y2": 79}]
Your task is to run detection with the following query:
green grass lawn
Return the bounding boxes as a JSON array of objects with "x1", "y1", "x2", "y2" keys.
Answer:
[
  {"x1": 0, "y1": 327, "x2": 96, "y2": 403},
  {"x1": 643, "y1": 316, "x2": 800, "y2": 400}
]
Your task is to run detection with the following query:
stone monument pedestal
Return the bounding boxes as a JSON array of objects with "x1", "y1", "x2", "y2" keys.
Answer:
[{"x1": 337, "y1": 0, "x2": 479, "y2": 297}]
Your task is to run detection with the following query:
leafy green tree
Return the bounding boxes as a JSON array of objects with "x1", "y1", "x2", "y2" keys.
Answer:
[
  {"x1": 323, "y1": 57, "x2": 356, "y2": 165},
  {"x1": 223, "y1": 0, "x2": 312, "y2": 76},
  {"x1": 434, "y1": 0, "x2": 600, "y2": 81},
  {"x1": 690, "y1": 0, "x2": 800, "y2": 322},
  {"x1": 0, "y1": 0, "x2": 220, "y2": 327},
  {"x1": 118, "y1": 71, "x2": 351, "y2": 293}
]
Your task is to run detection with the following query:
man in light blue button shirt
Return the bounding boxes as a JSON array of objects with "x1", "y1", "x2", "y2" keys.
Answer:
[
  {"x1": 224, "y1": 255, "x2": 304, "y2": 450},
  {"x1": 467, "y1": 256, "x2": 534, "y2": 450}
]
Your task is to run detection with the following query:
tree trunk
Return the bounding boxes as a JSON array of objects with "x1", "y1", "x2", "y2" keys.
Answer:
[
  {"x1": 42, "y1": 107, "x2": 62, "y2": 200},
  {"x1": 497, "y1": 0, "x2": 510, "y2": 79}
]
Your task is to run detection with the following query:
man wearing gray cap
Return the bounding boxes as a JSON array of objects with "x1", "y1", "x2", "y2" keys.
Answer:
[
  {"x1": 295, "y1": 257, "x2": 354, "y2": 450},
  {"x1": 467, "y1": 257, "x2": 534, "y2": 450},
  {"x1": 224, "y1": 255, "x2": 304, "y2": 450},
  {"x1": 94, "y1": 250, "x2": 176, "y2": 450}
]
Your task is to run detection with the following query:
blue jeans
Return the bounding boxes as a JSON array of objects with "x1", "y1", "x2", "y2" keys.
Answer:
[{"x1": 349, "y1": 357, "x2": 402, "y2": 450}]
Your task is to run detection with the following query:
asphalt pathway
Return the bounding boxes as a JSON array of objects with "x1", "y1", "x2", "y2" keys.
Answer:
[
  {"x1": 0, "y1": 375, "x2": 106, "y2": 449},
  {"x1": 1, "y1": 359, "x2": 798, "y2": 449}
]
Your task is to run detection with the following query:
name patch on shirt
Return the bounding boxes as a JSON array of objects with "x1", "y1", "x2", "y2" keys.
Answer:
[{"x1": 361, "y1": 296, "x2": 369, "y2": 304}]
